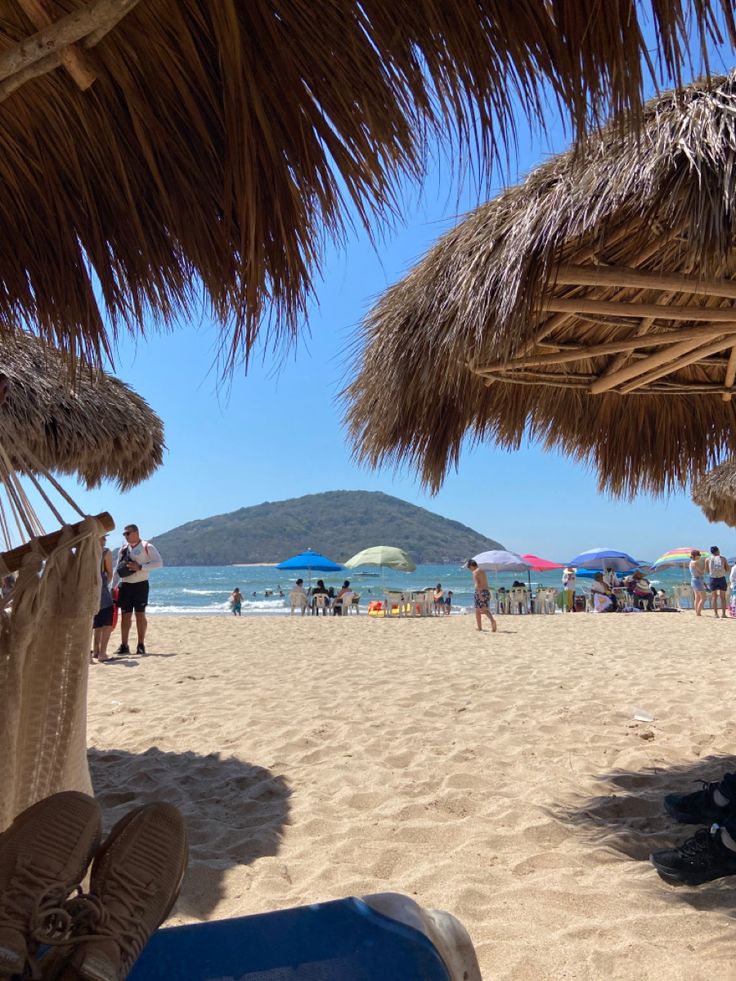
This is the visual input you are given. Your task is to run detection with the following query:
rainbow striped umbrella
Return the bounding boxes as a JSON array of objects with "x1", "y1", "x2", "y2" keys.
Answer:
[{"x1": 650, "y1": 547, "x2": 703, "y2": 571}]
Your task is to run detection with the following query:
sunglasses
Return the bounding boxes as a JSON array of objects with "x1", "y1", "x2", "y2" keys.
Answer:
[{"x1": 123, "y1": 530, "x2": 134, "y2": 536}]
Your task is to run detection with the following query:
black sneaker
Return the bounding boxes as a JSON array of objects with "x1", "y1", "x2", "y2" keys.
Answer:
[
  {"x1": 664, "y1": 772, "x2": 736, "y2": 824},
  {"x1": 650, "y1": 824, "x2": 736, "y2": 885},
  {"x1": 115, "y1": 644, "x2": 130, "y2": 657},
  {"x1": 136, "y1": 643, "x2": 146, "y2": 656}
]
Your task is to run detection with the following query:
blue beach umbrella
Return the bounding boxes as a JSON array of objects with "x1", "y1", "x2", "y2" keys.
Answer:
[
  {"x1": 566, "y1": 547, "x2": 639, "y2": 573},
  {"x1": 276, "y1": 549, "x2": 343, "y2": 585}
]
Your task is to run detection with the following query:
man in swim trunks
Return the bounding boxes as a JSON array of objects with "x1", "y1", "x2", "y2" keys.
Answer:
[{"x1": 467, "y1": 559, "x2": 497, "y2": 633}]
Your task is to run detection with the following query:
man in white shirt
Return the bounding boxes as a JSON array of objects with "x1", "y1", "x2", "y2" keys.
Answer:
[
  {"x1": 113, "y1": 523, "x2": 163, "y2": 656},
  {"x1": 706, "y1": 545, "x2": 730, "y2": 620}
]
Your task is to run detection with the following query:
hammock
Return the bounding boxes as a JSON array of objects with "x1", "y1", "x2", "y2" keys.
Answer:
[{"x1": 0, "y1": 434, "x2": 113, "y2": 831}]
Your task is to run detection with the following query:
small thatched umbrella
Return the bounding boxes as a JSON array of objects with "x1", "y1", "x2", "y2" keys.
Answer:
[
  {"x1": 0, "y1": 332, "x2": 163, "y2": 490},
  {"x1": 345, "y1": 71, "x2": 736, "y2": 498},
  {"x1": 0, "y1": 1, "x2": 732, "y2": 364},
  {"x1": 692, "y1": 462, "x2": 736, "y2": 526}
]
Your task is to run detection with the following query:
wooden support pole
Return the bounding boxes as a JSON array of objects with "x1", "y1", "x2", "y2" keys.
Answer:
[
  {"x1": 722, "y1": 346, "x2": 736, "y2": 402},
  {"x1": 17, "y1": 0, "x2": 96, "y2": 89},
  {"x1": 552, "y1": 264, "x2": 736, "y2": 301},
  {"x1": 0, "y1": 0, "x2": 141, "y2": 90},
  {"x1": 472, "y1": 324, "x2": 733, "y2": 375},
  {"x1": 483, "y1": 373, "x2": 736, "y2": 395},
  {"x1": 546, "y1": 298, "x2": 736, "y2": 322},
  {"x1": 619, "y1": 334, "x2": 736, "y2": 394},
  {"x1": 589, "y1": 324, "x2": 736, "y2": 394},
  {"x1": 0, "y1": 510, "x2": 114, "y2": 573}
]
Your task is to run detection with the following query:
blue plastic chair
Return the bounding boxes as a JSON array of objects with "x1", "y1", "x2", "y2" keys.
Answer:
[{"x1": 128, "y1": 893, "x2": 481, "y2": 980}]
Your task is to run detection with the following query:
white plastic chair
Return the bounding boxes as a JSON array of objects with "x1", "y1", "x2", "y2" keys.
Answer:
[
  {"x1": 311, "y1": 593, "x2": 329, "y2": 616},
  {"x1": 411, "y1": 590, "x2": 433, "y2": 616},
  {"x1": 289, "y1": 589, "x2": 308, "y2": 615},
  {"x1": 534, "y1": 588, "x2": 557, "y2": 614},
  {"x1": 347, "y1": 593, "x2": 361, "y2": 615},
  {"x1": 509, "y1": 587, "x2": 529, "y2": 614},
  {"x1": 496, "y1": 591, "x2": 510, "y2": 614},
  {"x1": 384, "y1": 590, "x2": 407, "y2": 617},
  {"x1": 671, "y1": 585, "x2": 694, "y2": 611},
  {"x1": 333, "y1": 591, "x2": 354, "y2": 615}
]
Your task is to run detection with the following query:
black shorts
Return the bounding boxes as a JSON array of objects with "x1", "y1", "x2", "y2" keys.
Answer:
[
  {"x1": 710, "y1": 576, "x2": 728, "y2": 592},
  {"x1": 93, "y1": 605, "x2": 114, "y2": 629},
  {"x1": 117, "y1": 580, "x2": 150, "y2": 613}
]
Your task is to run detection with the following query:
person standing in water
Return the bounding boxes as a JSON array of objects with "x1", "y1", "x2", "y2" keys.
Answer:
[
  {"x1": 229, "y1": 588, "x2": 243, "y2": 616},
  {"x1": 466, "y1": 559, "x2": 497, "y2": 633}
]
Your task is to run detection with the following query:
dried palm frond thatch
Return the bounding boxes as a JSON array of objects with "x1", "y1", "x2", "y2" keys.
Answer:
[
  {"x1": 0, "y1": 1, "x2": 733, "y2": 365},
  {"x1": 692, "y1": 462, "x2": 736, "y2": 526},
  {"x1": 0, "y1": 333, "x2": 163, "y2": 490},
  {"x1": 345, "y1": 71, "x2": 736, "y2": 498}
]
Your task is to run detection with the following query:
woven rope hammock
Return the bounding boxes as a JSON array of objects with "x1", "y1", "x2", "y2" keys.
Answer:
[{"x1": 0, "y1": 396, "x2": 113, "y2": 831}]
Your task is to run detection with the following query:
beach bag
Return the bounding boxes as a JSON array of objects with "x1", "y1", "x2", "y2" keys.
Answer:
[
  {"x1": 116, "y1": 546, "x2": 134, "y2": 578},
  {"x1": 116, "y1": 541, "x2": 150, "y2": 578}
]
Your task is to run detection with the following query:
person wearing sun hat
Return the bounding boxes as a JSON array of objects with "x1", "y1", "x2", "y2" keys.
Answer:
[{"x1": 561, "y1": 566, "x2": 576, "y2": 612}]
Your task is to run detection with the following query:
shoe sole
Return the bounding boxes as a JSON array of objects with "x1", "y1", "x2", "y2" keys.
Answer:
[
  {"x1": 43, "y1": 804, "x2": 188, "y2": 981},
  {"x1": 651, "y1": 858, "x2": 736, "y2": 886},
  {"x1": 1, "y1": 792, "x2": 101, "y2": 980}
]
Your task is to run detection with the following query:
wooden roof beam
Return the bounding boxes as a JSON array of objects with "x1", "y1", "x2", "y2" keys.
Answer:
[
  {"x1": 553, "y1": 264, "x2": 736, "y2": 300},
  {"x1": 546, "y1": 298, "x2": 736, "y2": 322},
  {"x1": 589, "y1": 324, "x2": 736, "y2": 394},
  {"x1": 17, "y1": 0, "x2": 96, "y2": 90},
  {"x1": 619, "y1": 332, "x2": 736, "y2": 394},
  {"x1": 0, "y1": 0, "x2": 141, "y2": 101},
  {"x1": 722, "y1": 345, "x2": 736, "y2": 402},
  {"x1": 473, "y1": 324, "x2": 736, "y2": 375}
]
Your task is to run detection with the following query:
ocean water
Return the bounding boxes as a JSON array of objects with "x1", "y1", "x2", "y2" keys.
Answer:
[{"x1": 146, "y1": 564, "x2": 692, "y2": 616}]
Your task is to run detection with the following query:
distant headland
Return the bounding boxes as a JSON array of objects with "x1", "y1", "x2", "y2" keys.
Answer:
[{"x1": 153, "y1": 490, "x2": 504, "y2": 566}]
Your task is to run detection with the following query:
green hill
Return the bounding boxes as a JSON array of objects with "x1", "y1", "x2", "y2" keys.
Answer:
[{"x1": 154, "y1": 491, "x2": 503, "y2": 566}]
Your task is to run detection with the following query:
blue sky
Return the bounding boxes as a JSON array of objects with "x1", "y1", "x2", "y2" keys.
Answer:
[{"x1": 55, "y1": 37, "x2": 736, "y2": 563}]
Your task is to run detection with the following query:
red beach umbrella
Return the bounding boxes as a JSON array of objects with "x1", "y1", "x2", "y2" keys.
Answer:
[{"x1": 521, "y1": 554, "x2": 564, "y2": 571}]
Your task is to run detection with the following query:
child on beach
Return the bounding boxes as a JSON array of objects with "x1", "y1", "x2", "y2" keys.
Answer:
[
  {"x1": 466, "y1": 560, "x2": 497, "y2": 632},
  {"x1": 229, "y1": 588, "x2": 243, "y2": 616}
]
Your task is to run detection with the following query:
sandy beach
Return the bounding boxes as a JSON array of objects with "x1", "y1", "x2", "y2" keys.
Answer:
[{"x1": 87, "y1": 611, "x2": 736, "y2": 980}]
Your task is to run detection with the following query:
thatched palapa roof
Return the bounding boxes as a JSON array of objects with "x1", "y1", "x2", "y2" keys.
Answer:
[
  {"x1": 0, "y1": 1, "x2": 733, "y2": 364},
  {"x1": 345, "y1": 71, "x2": 736, "y2": 497},
  {"x1": 0, "y1": 332, "x2": 163, "y2": 489},
  {"x1": 692, "y1": 462, "x2": 736, "y2": 526}
]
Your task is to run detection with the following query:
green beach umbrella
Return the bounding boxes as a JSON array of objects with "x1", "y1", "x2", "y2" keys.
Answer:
[{"x1": 344, "y1": 546, "x2": 416, "y2": 573}]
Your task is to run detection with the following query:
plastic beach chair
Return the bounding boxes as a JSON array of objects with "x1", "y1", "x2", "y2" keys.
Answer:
[{"x1": 128, "y1": 893, "x2": 481, "y2": 981}]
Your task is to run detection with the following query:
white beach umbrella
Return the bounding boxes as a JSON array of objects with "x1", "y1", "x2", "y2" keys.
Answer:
[{"x1": 470, "y1": 550, "x2": 531, "y2": 572}]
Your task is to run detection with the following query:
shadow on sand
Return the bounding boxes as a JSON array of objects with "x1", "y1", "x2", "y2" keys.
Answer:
[
  {"x1": 89, "y1": 746, "x2": 292, "y2": 918},
  {"x1": 554, "y1": 754, "x2": 736, "y2": 914}
]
